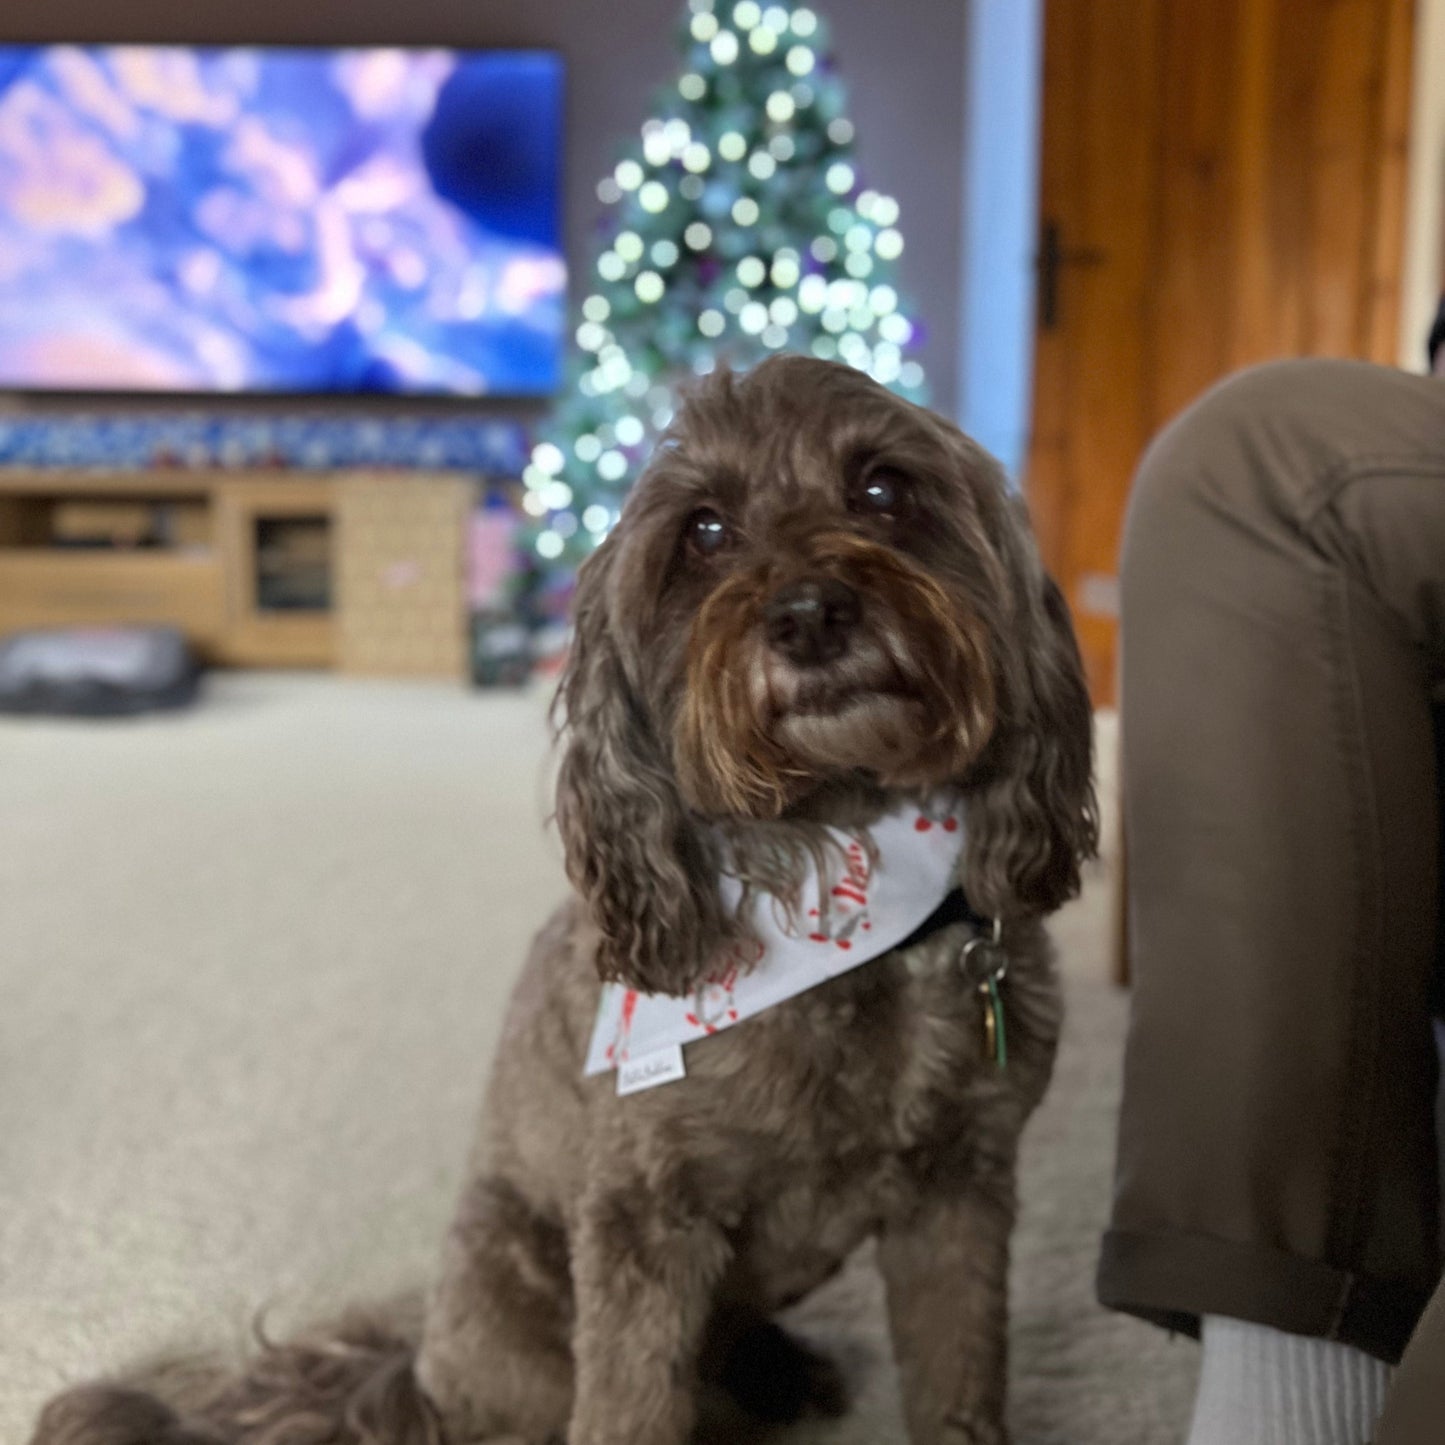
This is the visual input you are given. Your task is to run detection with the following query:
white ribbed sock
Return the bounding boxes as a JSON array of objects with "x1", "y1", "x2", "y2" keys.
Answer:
[{"x1": 1185, "y1": 1316, "x2": 1393, "y2": 1445}]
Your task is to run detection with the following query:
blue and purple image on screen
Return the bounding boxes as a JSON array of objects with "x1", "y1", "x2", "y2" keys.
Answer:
[{"x1": 0, "y1": 46, "x2": 565, "y2": 396}]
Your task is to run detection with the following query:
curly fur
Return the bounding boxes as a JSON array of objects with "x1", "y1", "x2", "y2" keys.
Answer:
[
  {"x1": 30, "y1": 1309, "x2": 440, "y2": 1445},
  {"x1": 553, "y1": 543, "x2": 734, "y2": 995},
  {"x1": 29, "y1": 356, "x2": 1096, "y2": 1445}
]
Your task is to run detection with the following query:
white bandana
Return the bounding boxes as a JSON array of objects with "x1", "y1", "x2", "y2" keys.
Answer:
[{"x1": 584, "y1": 794, "x2": 969, "y2": 1082}]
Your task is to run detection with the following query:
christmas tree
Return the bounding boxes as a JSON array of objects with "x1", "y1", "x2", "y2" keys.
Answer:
[{"x1": 522, "y1": 0, "x2": 928, "y2": 568}]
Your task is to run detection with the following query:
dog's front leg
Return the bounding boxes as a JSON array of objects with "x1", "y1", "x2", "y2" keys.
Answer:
[
  {"x1": 568, "y1": 1189, "x2": 732, "y2": 1445},
  {"x1": 878, "y1": 1165, "x2": 1017, "y2": 1445}
]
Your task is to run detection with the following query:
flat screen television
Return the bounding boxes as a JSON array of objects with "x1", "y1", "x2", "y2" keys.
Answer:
[{"x1": 0, "y1": 44, "x2": 565, "y2": 398}]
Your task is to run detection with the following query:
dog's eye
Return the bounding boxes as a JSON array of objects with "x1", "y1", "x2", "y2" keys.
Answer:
[
  {"x1": 853, "y1": 467, "x2": 908, "y2": 516},
  {"x1": 685, "y1": 507, "x2": 731, "y2": 557}
]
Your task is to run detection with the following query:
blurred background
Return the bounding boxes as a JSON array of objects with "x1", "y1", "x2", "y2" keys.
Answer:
[{"x1": 0, "y1": 2, "x2": 1441, "y2": 1442}]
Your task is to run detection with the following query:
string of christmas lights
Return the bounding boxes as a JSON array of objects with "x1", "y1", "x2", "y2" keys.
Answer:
[{"x1": 524, "y1": 0, "x2": 927, "y2": 567}]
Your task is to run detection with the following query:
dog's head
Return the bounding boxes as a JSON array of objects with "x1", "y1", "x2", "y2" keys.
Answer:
[{"x1": 556, "y1": 356, "x2": 1097, "y2": 993}]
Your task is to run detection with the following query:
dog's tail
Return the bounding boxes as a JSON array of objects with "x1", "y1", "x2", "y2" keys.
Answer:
[{"x1": 28, "y1": 1304, "x2": 445, "y2": 1445}]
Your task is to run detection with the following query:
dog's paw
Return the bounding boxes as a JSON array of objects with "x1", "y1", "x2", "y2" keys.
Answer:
[
  {"x1": 941, "y1": 1409, "x2": 1007, "y2": 1445},
  {"x1": 718, "y1": 1321, "x2": 849, "y2": 1425}
]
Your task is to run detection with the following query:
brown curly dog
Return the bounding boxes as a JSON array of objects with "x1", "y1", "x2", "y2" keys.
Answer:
[{"x1": 30, "y1": 356, "x2": 1096, "y2": 1445}]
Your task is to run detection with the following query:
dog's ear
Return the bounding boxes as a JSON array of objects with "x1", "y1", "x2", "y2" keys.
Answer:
[
  {"x1": 554, "y1": 542, "x2": 726, "y2": 996},
  {"x1": 963, "y1": 530, "x2": 1099, "y2": 919}
]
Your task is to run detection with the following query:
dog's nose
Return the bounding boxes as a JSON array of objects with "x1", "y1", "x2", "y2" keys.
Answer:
[{"x1": 764, "y1": 578, "x2": 861, "y2": 666}]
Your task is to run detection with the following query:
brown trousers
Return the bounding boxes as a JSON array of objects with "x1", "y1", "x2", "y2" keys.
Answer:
[{"x1": 1095, "y1": 360, "x2": 1445, "y2": 1434}]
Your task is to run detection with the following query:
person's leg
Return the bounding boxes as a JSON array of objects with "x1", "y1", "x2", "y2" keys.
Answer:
[
  {"x1": 1376, "y1": 1270, "x2": 1445, "y2": 1444},
  {"x1": 1097, "y1": 360, "x2": 1445, "y2": 1433}
]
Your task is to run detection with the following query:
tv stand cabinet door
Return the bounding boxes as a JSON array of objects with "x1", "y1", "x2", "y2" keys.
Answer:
[
  {"x1": 335, "y1": 474, "x2": 474, "y2": 681},
  {"x1": 214, "y1": 476, "x2": 336, "y2": 669}
]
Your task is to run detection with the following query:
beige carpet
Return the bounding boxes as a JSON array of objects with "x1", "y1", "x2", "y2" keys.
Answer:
[{"x1": 0, "y1": 674, "x2": 1196, "y2": 1443}]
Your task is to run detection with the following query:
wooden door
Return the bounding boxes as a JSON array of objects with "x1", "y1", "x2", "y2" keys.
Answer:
[{"x1": 1027, "y1": 0, "x2": 1415, "y2": 705}]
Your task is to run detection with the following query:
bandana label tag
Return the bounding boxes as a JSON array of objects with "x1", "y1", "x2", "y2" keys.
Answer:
[{"x1": 616, "y1": 1044, "x2": 687, "y2": 1096}]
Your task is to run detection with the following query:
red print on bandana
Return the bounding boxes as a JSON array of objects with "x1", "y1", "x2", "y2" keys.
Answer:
[
  {"x1": 605, "y1": 987, "x2": 640, "y2": 1064},
  {"x1": 914, "y1": 800, "x2": 961, "y2": 834},
  {"x1": 684, "y1": 938, "x2": 762, "y2": 1035},
  {"x1": 808, "y1": 838, "x2": 874, "y2": 950}
]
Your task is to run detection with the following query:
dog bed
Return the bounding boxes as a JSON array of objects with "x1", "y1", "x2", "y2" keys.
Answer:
[{"x1": 0, "y1": 626, "x2": 201, "y2": 716}]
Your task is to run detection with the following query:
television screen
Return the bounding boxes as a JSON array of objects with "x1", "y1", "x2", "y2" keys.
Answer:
[{"x1": 0, "y1": 45, "x2": 565, "y2": 397}]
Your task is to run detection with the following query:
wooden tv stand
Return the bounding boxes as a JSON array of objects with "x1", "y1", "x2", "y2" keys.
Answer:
[{"x1": 0, "y1": 469, "x2": 476, "y2": 676}]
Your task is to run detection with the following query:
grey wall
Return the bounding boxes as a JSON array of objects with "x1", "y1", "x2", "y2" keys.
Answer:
[{"x1": 0, "y1": 0, "x2": 968, "y2": 418}]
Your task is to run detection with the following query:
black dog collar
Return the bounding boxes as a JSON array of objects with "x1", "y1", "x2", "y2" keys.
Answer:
[{"x1": 892, "y1": 886, "x2": 992, "y2": 953}]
